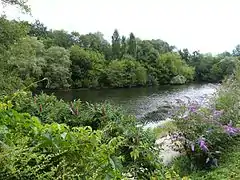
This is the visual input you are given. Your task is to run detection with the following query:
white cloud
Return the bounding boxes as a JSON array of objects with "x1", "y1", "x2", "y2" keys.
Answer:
[{"x1": 1, "y1": 0, "x2": 240, "y2": 54}]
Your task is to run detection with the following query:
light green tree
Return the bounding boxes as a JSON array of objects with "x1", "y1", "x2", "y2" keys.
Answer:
[{"x1": 44, "y1": 46, "x2": 71, "y2": 89}]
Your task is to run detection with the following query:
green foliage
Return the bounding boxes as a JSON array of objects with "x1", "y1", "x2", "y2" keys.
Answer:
[
  {"x1": 0, "y1": 105, "x2": 124, "y2": 179},
  {"x1": 106, "y1": 59, "x2": 147, "y2": 87},
  {"x1": 172, "y1": 139, "x2": 240, "y2": 180},
  {"x1": 49, "y1": 30, "x2": 74, "y2": 49},
  {"x1": 8, "y1": 37, "x2": 45, "y2": 80},
  {"x1": 1, "y1": 0, "x2": 30, "y2": 13},
  {"x1": 28, "y1": 20, "x2": 48, "y2": 39},
  {"x1": 1, "y1": 14, "x2": 236, "y2": 92},
  {"x1": 188, "y1": 142, "x2": 240, "y2": 180},
  {"x1": 111, "y1": 29, "x2": 121, "y2": 60},
  {"x1": 70, "y1": 45, "x2": 106, "y2": 88},
  {"x1": 155, "y1": 53, "x2": 194, "y2": 84},
  {"x1": 0, "y1": 17, "x2": 31, "y2": 95},
  {"x1": 44, "y1": 46, "x2": 71, "y2": 89},
  {"x1": 215, "y1": 66, "x2": 240, "y2": 126},
  {"x1": 180, "y1": 50, "x2": 236, "y2": 83},
  {"x1": 0, "y1": 73, "x2": 24, "y2": 96},
  {"x1": 0, "y1": 16, "x2": 29, "y2": 52},
  {"x1": 1, "y1": 91, "x2": 164, "y2": 179},
  {"x1": 127, "y1": 32, "x2": 137, "y2": 58}
]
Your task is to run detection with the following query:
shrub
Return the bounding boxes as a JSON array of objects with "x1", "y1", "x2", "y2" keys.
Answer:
[
  {"x1": 2, "y1": 91, "x2": 164, "y2": 179},
  {"x1": 0, "y1": 104, "x2": 124, "y2": 179},
  {"x1": 171, "y1": 73, "x2": 240, "y2": 170}
]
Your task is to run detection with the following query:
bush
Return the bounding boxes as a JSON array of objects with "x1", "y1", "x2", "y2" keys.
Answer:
[
  {"x1": 0, "y1": 104, "x2": 124, "y2": 179},
  {"x1": 1, "y1": 91, "x2": 164, "y2": 179}
]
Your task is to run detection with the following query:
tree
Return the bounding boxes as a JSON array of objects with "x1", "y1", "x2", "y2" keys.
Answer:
[
  {"x1": 120, "y1": 36, "x2": 127, "y2": 58},
  {"x1": 47, "y1": 30, "x2": 73, "y2": 49},
  {"x1": 128, "y1": 32, "x2": 137, "y2": 58},
  {"x1": 137, "y1": 40, "x2": 159, "y2": 64},
  {"x1": 195, "y1": 54, "x2": 216, "y2": 81},
  {"x1": 44, "y1": 46, "x2": 71, "y2": 89},
  {"x1": 8, "y1": 37, "x2": 45, "y2": 80},
  {"x1": 78, "y1": 32, "x2": 112, "y2": 60},
  {"x1": 29, "y1": 20, "x2": 48, "y2": 39},
  {"x1": 156, "y1": 53, "x2": 194, "y2": 84},
  {"x1": 233, "y1": 44, "x2": 240, "y2": 57},
  {"x1": 179, "y1": 48, "x2": 191, "y2": 64},
  {"x1": 0, "y1": 16, "x2": 29, "y2": 52},
  {"x1": 217, "y1": 51, "x2": 231, "y2": 59},
  {"x1": 1, "y1": 0, "x2": 30, "y2": 13},
  {"x1": 0, "y1": 16, "x2": 29, "y2": 89},
  {"x1": 111, "y1": 29, "x2": 121, "y2": 59},
  {"x1": 210, "y1": 57, "x2": 237, "y2": 82},
  {"x1": 106, "y1": 59, "x2": 147, "y2": 87},
  {"x1": 150, "y1": 39, "x2": 174, "y2": 54},
  {"x1": 70, "y1": 45, "x2": 91, "y2": 86},
  {"x1": 70, "y1": 31, "x2": 80, "y2": 44},
  {"x1": 70, "y1": 45, "x2": 106, "y2": 88}
]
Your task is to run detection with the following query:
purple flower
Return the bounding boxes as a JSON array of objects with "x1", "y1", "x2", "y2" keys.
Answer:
[
  {"x1": 188, "y1": 101, "x2": 199, "y2": 113},
  {"x1": 199, "y1": 138, "x2": 208, "y2": 152},
  {"x1": 189, "y1": 105, "x2": 197, "y2": 112},
  {"x1": 224, "y1": 123, "x2": 239, "y2": 136},
  {"x1": 191, "y1": 144, "x2": 195, "y2": 152}
]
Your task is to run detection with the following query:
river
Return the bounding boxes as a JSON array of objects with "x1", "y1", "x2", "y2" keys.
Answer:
[{"x1": 42, "y1": 83, "x2": 218, "y2": 127}]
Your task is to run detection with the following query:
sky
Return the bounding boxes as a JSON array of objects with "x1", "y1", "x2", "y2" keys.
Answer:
[{"x1": 1, "y1": 0, "x2": 240, "y2": 54}]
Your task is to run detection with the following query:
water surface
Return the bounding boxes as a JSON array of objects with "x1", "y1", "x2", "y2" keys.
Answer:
[{"x1": 43, "y1": 84, "x2": 218, "y2": 120}]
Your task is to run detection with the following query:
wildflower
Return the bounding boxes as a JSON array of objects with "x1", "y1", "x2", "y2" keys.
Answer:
[
  {"x1": 191, "y1": 144, "x2": 195, "y2": 152},
  {"x1": 199, "y1": 138, "x2": 208, "y2": 152},
  {"x1": 188, "y1": 102, "x2": 198, "y2": 113},
  {"x1": 223, "y1": 123, "x2": 239, "y2": 136},
  {"x1": 189, "y1": 105, "x2": 197, "y2": 112}
]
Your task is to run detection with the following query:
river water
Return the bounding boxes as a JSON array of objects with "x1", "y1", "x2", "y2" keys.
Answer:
[{"x1": 43, "y1": 83, "x2": 218, "y2": 126}]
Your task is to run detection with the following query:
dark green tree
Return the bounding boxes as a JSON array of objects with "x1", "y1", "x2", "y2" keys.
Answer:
[
  {"x1": 50, "y1": 30, "x2": 74, "y2": 49},
  {"x1": 179, "y1": 48, "x2": 191, "y2": 64},
  {"x1": 120, "y1": 36, "x2": 127, "y2": 58},
  {"x1": 29, "y1": 20, "x2": 48, "y2": 39},
  {"x1": 128, "y1": 32, "x2": 137, "y2": 58},
  {"x1": 111, "y1": 29, "x2": 121, "y2": 60}
]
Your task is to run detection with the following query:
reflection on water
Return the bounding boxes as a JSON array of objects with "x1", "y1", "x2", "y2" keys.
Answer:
[{"x1": 41, "y1": 83, "x2": 219, "y2": 120}]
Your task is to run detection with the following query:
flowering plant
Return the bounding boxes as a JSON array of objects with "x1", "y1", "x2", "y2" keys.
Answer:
[{"x1": 171, "y1": 98, "x2": 240, "y2": 169}]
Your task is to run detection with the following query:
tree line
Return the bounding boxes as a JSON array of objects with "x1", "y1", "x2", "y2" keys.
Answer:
[{"x1": 0, "y1": 17, "x2": 238, "y2": 92}]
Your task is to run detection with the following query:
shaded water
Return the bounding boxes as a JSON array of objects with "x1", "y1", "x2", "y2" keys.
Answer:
[{"x1": 42, "y1": 83, "x2": 218, "y2": 122}]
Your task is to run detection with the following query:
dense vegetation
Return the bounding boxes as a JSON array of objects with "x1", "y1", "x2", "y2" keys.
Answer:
[
  {"x1": 2, "y1": 0, "x2": 240, "y2": 179},
  {"x1": 0, "y1": 91, "x2": 167, "y2": 179},
  {"x1": 162, "y1": 66, "x2": 240, "y2": 179},
  {"x1": 0, "y1": 0, "x2": 238, "y2": 91}
]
